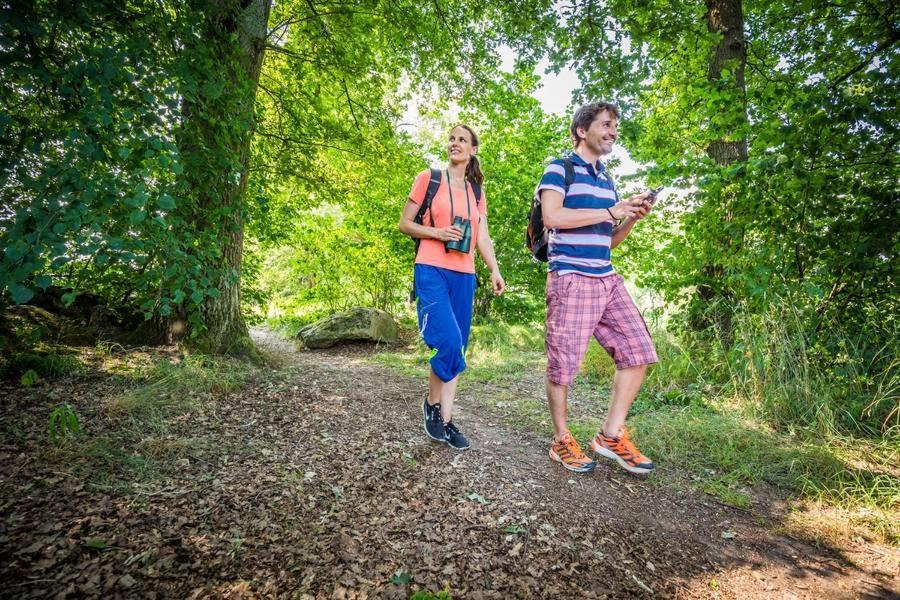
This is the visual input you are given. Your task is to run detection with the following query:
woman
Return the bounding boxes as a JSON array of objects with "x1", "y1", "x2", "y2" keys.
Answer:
[{"x1": 399, "y1": 125, "x2": 505, "y2": 450}]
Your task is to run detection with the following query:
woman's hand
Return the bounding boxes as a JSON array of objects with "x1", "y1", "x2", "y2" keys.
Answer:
[
  {"x1": 433, "y1": 225, "x2": 463, "y2": 242},
  {"x1": 490, "y1": 270, "x2": 506, "y2": 296}
]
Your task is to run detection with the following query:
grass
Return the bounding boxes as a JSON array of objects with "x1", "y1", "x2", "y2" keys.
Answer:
[
  {"x1": 105, "y1": 354, "x2": 248, "y2": 419},
  {"x1": 370, "y1": 315, "x2": 546, "y2": 384},
  {"x1": 410, "y1": 591, "x2": 452, "y2": 600},
  {"x1": 44, "y1": 353, "x2": 255, "y2": 493},
  {"x1": 587, "y1": 339, "x2": 898, "y2": 547},
  {"x1": 367, "y1": 316, "x2": 900, "y2": 548},
  {"x1": 0, "y1": 350, "x2": 85, "y2": 380}
]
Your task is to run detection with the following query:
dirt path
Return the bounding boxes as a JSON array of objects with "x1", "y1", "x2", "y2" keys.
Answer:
[{"x1": 1, "y1": 330, "x2": 896, "y2": 598}]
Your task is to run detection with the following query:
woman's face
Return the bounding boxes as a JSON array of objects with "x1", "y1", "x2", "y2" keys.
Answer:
[{"x1": 447, "y1": 126, "x2": 477, "y2": 165}]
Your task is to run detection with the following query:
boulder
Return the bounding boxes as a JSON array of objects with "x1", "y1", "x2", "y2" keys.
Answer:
[{"x1": 297, "y1": 307, "x2": 399, "y2": 349}]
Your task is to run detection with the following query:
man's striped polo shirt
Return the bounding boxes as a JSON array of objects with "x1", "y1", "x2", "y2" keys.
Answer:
[{"x1": 537, "y1": 152, "x2": 619, "y2": 277}]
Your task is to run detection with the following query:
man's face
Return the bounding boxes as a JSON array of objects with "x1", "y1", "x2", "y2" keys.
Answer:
[{"x1": 578, "y1": 110, "x2": 618, "y2": 156}]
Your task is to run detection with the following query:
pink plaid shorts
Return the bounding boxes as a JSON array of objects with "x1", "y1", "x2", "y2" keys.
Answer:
[{"x1": 545, "y1": 272, "x2": 657, "y2": 385}]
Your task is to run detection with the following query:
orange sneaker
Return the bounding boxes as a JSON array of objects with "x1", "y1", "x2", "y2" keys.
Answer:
[
  {"x1": 549, "y1": 432, "x2": 597, "y2": 473},
  {"x1": 591, "y1": 427, "x2": 655, "y2": 474}
]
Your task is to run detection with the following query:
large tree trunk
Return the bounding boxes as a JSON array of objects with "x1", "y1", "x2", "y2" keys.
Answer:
[
  {"x1": 694, "y1": 0, "x2": 748, "y2": 334},
  {"x1": 705, "y1": 0, "x2": 748, "y2": 165},
  {"x1": 178, "y1": 0, "x2": 271, "y2": 356}
]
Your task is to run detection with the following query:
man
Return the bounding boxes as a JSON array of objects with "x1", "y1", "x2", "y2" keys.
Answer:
[{"x1": 538, "y1": 102, "x2": 658, "y2": 474}]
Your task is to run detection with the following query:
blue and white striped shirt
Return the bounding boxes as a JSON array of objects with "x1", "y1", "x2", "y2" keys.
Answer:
[{"x1": 537, "y1": 153, "x2": 619, "y2": 277}]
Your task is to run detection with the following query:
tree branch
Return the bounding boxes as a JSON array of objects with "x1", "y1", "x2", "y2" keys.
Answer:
[{"x1": 829, "y1": 35, "x2": 899, "y2": 91}]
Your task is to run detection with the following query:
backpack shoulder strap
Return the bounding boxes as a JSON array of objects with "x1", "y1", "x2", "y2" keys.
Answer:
[
  {"x1": 413, "y1": 168, "x2": 442, "y2": 257},
  {"x1": 471, "y1": 179, "x2": 482, "y2": 206},
  {"x1": 415, "y1": 168, "x2": 442, "y2": 226},
  {"x1": 562, "y1": 157, "x2": 575, "y2": 192}
]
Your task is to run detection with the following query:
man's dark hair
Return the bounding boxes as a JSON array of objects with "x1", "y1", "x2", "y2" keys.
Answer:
[{"x1": 570, "y1": 102, "x2": 620, "y2": 145}]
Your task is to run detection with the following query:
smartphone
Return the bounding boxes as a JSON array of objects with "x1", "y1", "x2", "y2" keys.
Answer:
[{"x1": 647, "y1": 186, "x2": 664, "y2": 205}]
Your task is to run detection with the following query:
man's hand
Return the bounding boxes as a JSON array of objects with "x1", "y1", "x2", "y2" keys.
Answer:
[
  {"x1": 629, "y1": 190, "x2": 654, "y2": 220},
  {"x1": 608, "y1": 196, "x2": 646, "y2": 220},
  {"x1": 490, "y1": 270, "x2": 506, "y2": 296}
]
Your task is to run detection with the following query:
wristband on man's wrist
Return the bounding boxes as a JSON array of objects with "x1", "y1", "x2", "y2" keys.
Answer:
[{"x1": 606, "y1": 208, "x2": 616, "y2": 221}]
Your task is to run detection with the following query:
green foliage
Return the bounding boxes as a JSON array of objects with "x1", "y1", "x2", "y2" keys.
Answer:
[
  {"x1": 5, "y1": 0, "x2": 558, "y2": 348},
  {"x1": 84, "y1": 538, "x2": 108, "y2": 551},
  {"x1": 556, "y1": 0, "x2": 898, "y2": 353},
  {"x1": 241, "y1": 1, "x2": 564, "y2": 323},
  {"x1": 3, "y1": 351, "x2": 83, "y2": 380},
  {"x1": 20, "y1": 369, "x2": 39, "y2": 387},
  {"x1": 48, "y1": 403, "x2": 81, "y2": 443},
  {"x1": 458, "y1": 70, "x2": 569, "y2": 318},
  {"x1": 0, "y1": 1, "x2": 241, "y2": 336},
  {"x1": 409, "y1": 590, "x2": 452, "y2": 600},
  {"x1": 584, "y1": 303, "x2": 899, "y2": 437},
  {"x1": 258, "y1": 211, "x2": 411, "y2": 318},
  {"x1": 633, "y1": 404, "x2": 899, "y2": 518}
]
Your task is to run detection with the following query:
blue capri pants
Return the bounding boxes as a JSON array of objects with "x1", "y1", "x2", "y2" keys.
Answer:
[{"x1": 414, "y1": 264, "x2": 476, "y2": 382}]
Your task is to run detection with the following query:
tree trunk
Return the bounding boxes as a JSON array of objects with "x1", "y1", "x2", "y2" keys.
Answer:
[
  {"x1": 178, "y1": 0, "x2": 271, "y2": 356},
  {"x1": 694, "y1": 0, "x2": 748, "y2": 335},
  {"x1": 705, "y1": 0, "x2": 748, "y2": 166}
]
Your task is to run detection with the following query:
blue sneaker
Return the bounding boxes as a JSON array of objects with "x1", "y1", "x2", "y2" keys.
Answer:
[
  {"x1": 423, "y1": 398, "x2": 445, "y2": 441},
  {"x1": 443, "y1": 421, "x2": 470, "y2": 450}
]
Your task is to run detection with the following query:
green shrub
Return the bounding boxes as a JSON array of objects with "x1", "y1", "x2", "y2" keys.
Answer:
[{"x1": 20, "y1": 369, "x2": 40, "y2": 386}]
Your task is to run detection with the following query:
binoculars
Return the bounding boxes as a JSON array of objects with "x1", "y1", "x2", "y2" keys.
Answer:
[{"x1": 445, "y1": 216, "x2": 472, "y2": 253}]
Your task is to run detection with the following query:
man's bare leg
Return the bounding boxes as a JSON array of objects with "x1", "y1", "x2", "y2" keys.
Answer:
[
  {"x1": 602, "y1": 364, "x2": 647, "y2": 436},
  {"x1": 546, "y1": 378, "x2": 570, "y2": 439}
]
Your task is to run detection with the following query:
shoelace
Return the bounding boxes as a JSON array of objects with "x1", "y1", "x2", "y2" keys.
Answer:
[
  {"x1": 445, "y1": 421, "x2": 459, "y2": 435},
  {"x1": 559, "y1": 435, "x2": 585, "y2": 460},
  {"x1": 612, "y1": 429, "x2": 647, "y2": 461}
]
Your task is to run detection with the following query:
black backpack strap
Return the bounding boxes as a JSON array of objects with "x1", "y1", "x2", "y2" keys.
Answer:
[
  {"x1": 470, "y1": 179, "x2": 483, "y2": 222},
  {"x1": 413, "y1": 168, "x2": 442, "y2": 256},
  {"x1": 562, "y1": 157, "x2": 575, "y2": 192},
  {"x1": 415, "y1": 168, "x2": 442, "y2": 227}
]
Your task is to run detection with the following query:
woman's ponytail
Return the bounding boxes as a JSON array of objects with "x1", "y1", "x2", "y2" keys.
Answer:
[
  {"x1": 466, "y1": 154, "x2": 484, "y2": 186},
  {"x1": 456, "y1": 124, "x2": 483, "y2": 186}
]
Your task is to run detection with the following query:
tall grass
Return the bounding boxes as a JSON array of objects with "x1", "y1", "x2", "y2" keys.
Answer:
[
  {"x1": 626, "y1": 304, "x2": 899, "y2": 439},
  {"x1": 713, "y1": 306, "x2": 897, "y2": 438},
  {"x1": 577, "y1": 308, "x2": 900, "y2": 545}
]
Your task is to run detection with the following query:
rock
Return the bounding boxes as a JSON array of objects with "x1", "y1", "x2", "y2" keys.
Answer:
[{"x1": 297, "y1": 307, "x2": 399, "y2": 349}]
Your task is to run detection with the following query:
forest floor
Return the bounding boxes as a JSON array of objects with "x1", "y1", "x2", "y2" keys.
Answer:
[{"x1": 1, "y1": 328, "x2": 897, "y2": 599}]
